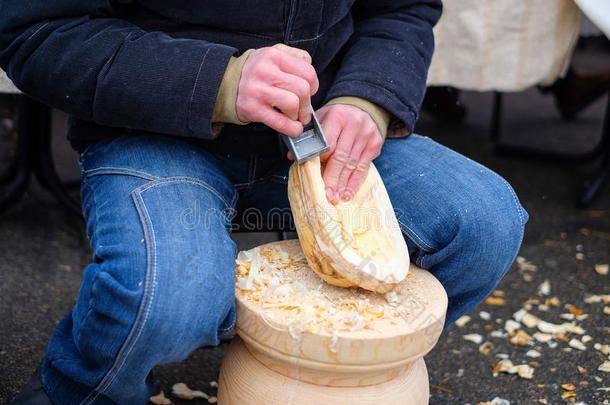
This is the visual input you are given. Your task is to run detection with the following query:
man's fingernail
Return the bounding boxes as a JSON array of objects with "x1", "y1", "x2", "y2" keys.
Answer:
[{"x1": 341, "y1": 191, "x2": 352, "y2": 201}]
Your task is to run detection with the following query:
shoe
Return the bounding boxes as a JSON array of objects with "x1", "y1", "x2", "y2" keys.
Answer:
[{"x1": 10, "y1": 366, "x2": 53, "y2": 405}]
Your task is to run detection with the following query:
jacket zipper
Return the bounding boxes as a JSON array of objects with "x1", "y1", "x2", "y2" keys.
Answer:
[{"x1": 284, "y1": 0, "x2": 298, "y2": 43}]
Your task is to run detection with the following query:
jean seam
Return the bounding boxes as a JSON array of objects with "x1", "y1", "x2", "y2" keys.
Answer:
[
  {"x1": 397, "y1": 220, "x2": 437, "y2": 253},
  {"x1": 83, "y1": 167, "x2": 158, "y2": 182},
  {"x1": 80, "y1": 189, "x2": 158, "y2": 404},
  {"x1": 136, "y1": 176, "x2": 235, "y2": 211}
]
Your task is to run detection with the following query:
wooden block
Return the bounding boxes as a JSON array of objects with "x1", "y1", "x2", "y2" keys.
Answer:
[{"x1": 219, "y1": 240, "x2": 447, "y2": 404}]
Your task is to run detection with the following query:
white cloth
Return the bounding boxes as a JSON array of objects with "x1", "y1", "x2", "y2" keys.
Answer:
[
  {"x1": 427, "y1": 0, "x2": 582, "y2": 92},
  {"x1": 574, "y1": 0, "x2": 610, "y2": 39},
  {"x1": 0, "y1": 70, "x2": 19, "y2": 93}
]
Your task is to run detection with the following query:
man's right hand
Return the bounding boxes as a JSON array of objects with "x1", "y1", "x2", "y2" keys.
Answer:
[{"x1": 236, "y1": 44, "x2": 319, "y2": 137}]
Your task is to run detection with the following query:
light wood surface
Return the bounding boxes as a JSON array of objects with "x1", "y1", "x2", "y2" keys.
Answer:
[
  {"x1": 218, "y1": 337, "x2": 430, "y2": 405},
  {"x1": 288, "y1": 159, "x2": 411, "y2": 293},
  {"x1": 219, "y1": 240, "x2": 447, "y2": 404}
]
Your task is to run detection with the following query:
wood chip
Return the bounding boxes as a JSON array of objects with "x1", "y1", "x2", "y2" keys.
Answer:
[
  {"x1": 599, "y1": 361, "x2": 610, "y2": 373},
  {"x1": 172, "y1": 383, "x2": 211, "y2": 400},
  {"x1": 493, "y1": 359, "x2": 534, "y2": 379},
  {"x1": 604, "y1": 306, "x2": 610, "y2": 315},
  {"x1": 526, "y1": 349, "x2": 541, "y2": 358},
  {"x1": 566, "y1": 305, "x2": 583, "y2": 316},
  {"x1": 485, "y1": 296, "x2": 506, "y2": 306},
  {"x1": 577, "y1": 366, "x2": 587, "y2": 374},
  {"x1": 150, "y1": 391, "x2": 173, "y2": 405},
  {"x1": 455, "y1": 315, "x2": 471, "y2": 328},
  {"x1": 569, "y1": 338, "x2": 587, "y2": 351},
  {"x1": 537, "y1": 280, "x2": 550, "y2": 296},
  {"x1": 561, "y1": 390, "x2": 576, "y2": 399},
  {"x1": 594, "y1": 343, "x2": 610, "y2": 355},
  {"x1": 533, "y1": 332, "x2": 553, "y2": 343},
  {"x1": 505, "y1": 320, "x2": 521, "y2": 335},
  {"x1": 561, "y1": 383, "x2": 576, "y2": 391},
  {"x1": 477, "y1": 398, "x2": 511, "y2": 405},
  {"x1": 595, "y1": 264, "x2": 609, "y2": 275},
  {"x1": 510, "y1": 330, "x2": 533, "y2": 347},
  {"x1": 479, "y1": 341, "x2": 494, "y2": 356},
  {"x1": 546, "y1": 296, "x2": 560, "y2": 306},
  {"x1": 464, "y1": 333, "x2": 483, "y2": 344},
  {"x1": 584, "y1": 294, "x2": 610, "y2": 304}
]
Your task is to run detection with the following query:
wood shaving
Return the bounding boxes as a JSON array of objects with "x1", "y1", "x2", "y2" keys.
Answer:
[
  {"x1": 584, "y1": 294, "x2": 610, "y2": 304},
  {"x1": 455, "y1": 315, "x2": 471, "y2": 328},
  {"x1": 533, "y1": 332, "x2": 553, "y2": 343},
  {"x1": 595, "y1": 264, "x2": 609, "y2": 275},
  {"x1": 234, "y1": 245, "x2": 427, "y2": 338},
  {"x1": 568, "y1": 338, "x2": 587, "y2": 351},
  {"x1": 464, "y1": 334, "x2": 484, "y2": 344},
  {"x1": 493, "y1": 359, "x2": 534, "y2": 379},
  {"x1": 485, "y1": 296, "x2": 506, "y2": 306},
  {"x1": 545, "y1": 296, "x2": 560, "y2": 306},
  {"x1": 479, "y1": 341, "x2": 494, "y2": 356},
  {"x1": 510, "y1": 330, "x2": 533, "y2": 347},
  {"x1": 504, "y1": 320, "x2": 521, "y2": 335},
  {"x1": 172, "y1": 383, "x2": 211, "y2": 400},
  {"x1": 594, "y1": 343, "x2": 610, "y2": 356},
  {"x1": 477, "y1": 398, "x2": 511, "y2": 405},
  {"x1": 491, "y1": 330, "x2": 508, "y2": 339},
  {"x1": 537, "y1": 280, "x2": 550, "y2": 296},
  {"x1": 149, "y1": 391, "x2": 172, "y2": 405},
  {"x1": 566, "y1": 304, "x2": 583, "y2": 316},
  {"x1": 480, "y1": 311, "x2": 491, "y2": 321},
  {"x1": 526, "y1": 349, "x2": 541, "y2": 358},
  {"x1": 561, "y1": 390, "x2": 576, "y2": 399},
  {"x1": 516, "y1": 256, "x2": 538, "y2": 272}
]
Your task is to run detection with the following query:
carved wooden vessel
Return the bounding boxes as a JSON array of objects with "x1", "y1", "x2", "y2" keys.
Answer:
[{"x1": 218, "y1": 240, "x2": 447, "y2": 405}]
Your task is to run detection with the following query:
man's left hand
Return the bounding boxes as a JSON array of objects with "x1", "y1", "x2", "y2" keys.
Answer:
[{"x1": 310, "y1": 104, "x2": 383, "y2": 205}]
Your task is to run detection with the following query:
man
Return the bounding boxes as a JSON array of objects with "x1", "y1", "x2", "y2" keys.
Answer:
[{"x1": 1, "y1": 1, "x2": 528, "y2": 403}]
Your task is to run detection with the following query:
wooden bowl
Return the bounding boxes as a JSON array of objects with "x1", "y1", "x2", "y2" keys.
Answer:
[{"x1": 218, "y1": 240, "x2": 447, "y2": 405}]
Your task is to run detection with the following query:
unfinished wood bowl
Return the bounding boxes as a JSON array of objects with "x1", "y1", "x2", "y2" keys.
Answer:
[{"x1": 218, "y1": 240, "x2": 447, "y2": 405}]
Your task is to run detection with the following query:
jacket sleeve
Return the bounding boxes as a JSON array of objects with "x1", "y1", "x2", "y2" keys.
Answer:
[
  {"x1": 0, "y1": 0, "x2": 237, "y2": 139},
  {"x1": 324, "y1": 0, "x2": 442, "y2": 137}
]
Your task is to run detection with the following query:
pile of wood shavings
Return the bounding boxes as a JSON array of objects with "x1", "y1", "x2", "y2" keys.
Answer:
[{"x1": 235, "y1": 244, "x2": 425, "y2": 337}]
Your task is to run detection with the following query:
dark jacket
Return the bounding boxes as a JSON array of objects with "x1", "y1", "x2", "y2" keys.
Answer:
[{"x1": 0, "y1": 0, "x2": 441, "y2": 153}]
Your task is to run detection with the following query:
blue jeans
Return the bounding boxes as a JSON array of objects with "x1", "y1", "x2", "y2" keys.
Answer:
[{"x1": 41, "y1": 134, "x2": 527, "y2": 404}]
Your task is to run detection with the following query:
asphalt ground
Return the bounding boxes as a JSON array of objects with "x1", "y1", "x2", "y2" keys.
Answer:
[{"x1": 1, "y1": 59, "x2": 609, "y2": 405}]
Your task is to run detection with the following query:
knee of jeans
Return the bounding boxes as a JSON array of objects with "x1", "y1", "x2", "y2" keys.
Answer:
[
  {"x1": 144, "y1": 243, "x2": 237, "y2": 363},
  {"x1": 455, "y1": 173, "x2": 527, "y2": 292}
]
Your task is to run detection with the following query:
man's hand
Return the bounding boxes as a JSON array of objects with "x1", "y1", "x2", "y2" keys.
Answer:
[
  {"x1": 316, "y1": 104, "x2": 384, "y2": 205},
  {"x1": 236, "y1": 44, "x2": 319, "y2": 137}
]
